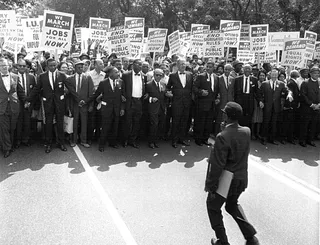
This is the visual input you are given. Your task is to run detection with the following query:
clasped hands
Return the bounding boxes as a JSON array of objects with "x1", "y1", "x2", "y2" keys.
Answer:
[
  {"x1": 79, "y1": 100, "x2": 86, "y2": 107},
  {"x1": 311, "y1": 103, "x2": 320, "y2": 110}
]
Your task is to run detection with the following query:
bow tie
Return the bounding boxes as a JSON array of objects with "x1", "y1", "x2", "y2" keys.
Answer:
[
  {"x1": 135, "y1": 73, "x2": 140, "y2": 76},
  {"x1": 179, "y1": 72, "x2": 185, "y2": 75},
  {"x1": 1, "y1": 74, "x2": 9, "y2": 77}
]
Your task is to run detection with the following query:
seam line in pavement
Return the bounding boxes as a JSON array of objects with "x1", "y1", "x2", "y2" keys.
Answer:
[
  {"x1": 249, "y1": 156, "x2": 320, "y2": 203},
  {"x1": 73, "y1": 146, "x2": 138, "y2": 245}
]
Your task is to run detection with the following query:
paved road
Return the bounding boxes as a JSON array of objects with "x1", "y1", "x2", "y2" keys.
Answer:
[{"x1": 0, "y1": 139, "x2": 319, "y2": 245}]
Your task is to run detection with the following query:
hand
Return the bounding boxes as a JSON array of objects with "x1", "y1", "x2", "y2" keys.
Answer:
[
  {"x1": 143, "y1": 93, "x2": 149, "y2": 100},
  {"x1": 259, "y1": 101, "x2": 264, "y2": 109},
  {"x1": 311, "y1": 104, "x2": 317, "y2": 110},
  {"x1": 121, "y1": 95, "x2": 126, "y2": 102},
  {"x1": 96, "y1": 94, "x2": 102, "y2": 103},
  {"x1": 215, "y1": 99, "x2": 220, "y2": 105},
  {"x1": 88, "y1": 105, "x2": 93, "y2": 112},
  {"x1": 165, "y1": 91, "x2": 173, "y2": 97},
  {"x1": 120, "y1": 109, "x2": 125, "y2": 116},
  {"x1": 24, "y1": 102, "x2": 30, "y2": 108},
  {"x1": 152, "y1": 97, "x2": 158, "y2": 103},
  {"x1": 287, "y1": 94, "x2": 293, "y2": 102},
  {"x1": 79, "y1": 100, "x2": 86, "y2": 107},
  {"x1": 297, "y1": 102, "x2": 300, "y2": 108},
  {"x1": 201, "y1": 90, "x2": 209, "y2": 96}
]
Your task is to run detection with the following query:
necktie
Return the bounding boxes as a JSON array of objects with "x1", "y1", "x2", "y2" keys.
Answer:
[
  {"x1": 211, "y1": 75, "x2": 214, "y2": 92},
  {"x1": 135, "y1": 73, "x2": 140, "y2": 76},
  {"x1": 113, "y1": 79, "x2": 116, "y2": 91},
  {"x1": 226, "y1": 76, "x2": 228, "y2": 89},
  {"x1": 158, "y1": 82, "x2": 161, "y2": 92},
  {"x1": 22, "y1": 74, "x2": 26, "y2": 95},
  {"x1": 51, "y1": 72, "x2": 55, "y2": 89},
  {"x1": 244, "y1": 77, "x2": 248, "y2": 93},
  {"x1": 77, "y1": 74, "x2": 81, "y2": 92}
]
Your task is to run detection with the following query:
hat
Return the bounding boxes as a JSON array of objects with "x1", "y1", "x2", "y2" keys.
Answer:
[
  {"x1": 74, "y1": 60, "x2": 84, "y2": 66},
  {"x1": 79, "y1": 53, "x2": 90, "y2": 60},
  {"x1": 222, "y1": 102, "x2": 243, "y2": 120},
  {"x1": 310, "y1": 66, "x2": 320, "y2": 73},
  {"x1": 232, "y1": 60, "x2": 243, "y2": 68},
  {"x1": 300, "y1": 68, "x2": 309, "y2": 73},
  {"x1": 252, "y1": 64, "x2": 259, "y2": 70}
]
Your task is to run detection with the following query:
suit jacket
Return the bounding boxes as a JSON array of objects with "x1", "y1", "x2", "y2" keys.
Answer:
[
  {"x1": 218, "y1": 75, "x2": 235, "y2": 110},
  {"x1": 67, "y1": 73, "x2": 94, "y2": 113},
  {"x1": 286, "y1": 78, "x2": 300, "y2": 109},
  {"x1": 234, "y1": 75, "x2": 260, "y2": 115},
  {"x1": 0, "y1": 73, "x2": 25, "y2": 115},
  {"x1": 18, "y1": 72, "x2": 37, "y2": 110},
  {"x1": 167, "y1": 71, "x2": 193, "y2": 108},
  {"x1": 193, "y1": 72, "x2": 219, "y2": 111},
  {"x1": 122, "y1": 70, "x2": 146, "y2": 110},
  {"x1": 205, "y1": 123, "x2": 250, "y2": 192},
  {"x1": 260, "y1": 80, "x2": 288, "y2": 115},
  {"x1": 146, "y1": 80, "x2": 166, "y2": 114},
  {"x1": 300, "y1": 78, "x2": 320, "y2": 113},
  {"x1": 93, "y1": 78, "x2": 125, "y2": 116},
  {"x1": 28, "y1": 70, "x2": 78, "y2": 113}
]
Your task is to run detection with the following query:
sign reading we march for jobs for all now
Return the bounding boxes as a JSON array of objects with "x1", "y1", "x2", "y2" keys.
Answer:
[
  {"x1": 40, "y1": 10, "x2": 74, "y2": 51},
  {"x1": 250, "y1": 24, "x2": 268, "y2": 53}
]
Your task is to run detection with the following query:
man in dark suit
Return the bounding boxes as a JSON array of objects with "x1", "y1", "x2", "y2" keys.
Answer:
[
  {"x1": 299, "y1": 66, "x2": 320, "y2": 147},
  {"x1": 0, "y1": 58, "x2": 26, "y2": 158},
  {"x1": 146, "y1": 68, "x2": 166, "y2": 149},
  {"x1": 283, "y1": 70, "x2": 300, "y2": 144},
  {"x1": 166, "y1": 58, "x2": 193, "y2": 148},
  {"x1": 260, "y1": 69, "x2": 291, "y2": 145},
  {"x1": 91, "y1": 66, "x2": 125, "y2": 151},
  {"x1": 15, "y1": 58, "x2": 37, "y2": 147},
  {"x1": 27, "y1": 58, "x2": 80, "y2": 153},
  {"x1": 215, "y1": 64, "x2": 235, "y2": 134},
  {"x1": 193, "y1": 61, "x2": 220, "y2": 146},
  {"x1": 122, "y1": 59, "x2": 147, "y2": 148},
  {"x1": 234, "y1": 64, "x2": 261, "y2": 128},
  {"x1": 67, "y1": 61, "x2": 94, "y2": 148},
  {"x1": 205, "y1": 102, "x2": 259, "y2": 245}
]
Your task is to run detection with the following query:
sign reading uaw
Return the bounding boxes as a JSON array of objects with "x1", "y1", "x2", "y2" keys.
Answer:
[{"x1": 40, "y1": 10, "x2": 74, "y2": 50}]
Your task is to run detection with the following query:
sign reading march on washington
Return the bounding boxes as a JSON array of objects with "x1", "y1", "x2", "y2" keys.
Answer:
[
  {"x1": 145, "y1": 28, "x2": 167, "y2": 53},
  {"x1": 41, "y1": 10, "x2": 74, "y2": 51},
  {"x1": 281, "y1": 38, "x2": 308, "y2": 68},
  {"x1": 250, "y1": 24, "x2": 268, "y2": 53},
  {"x1": 220, "y1": 20, "x2": 241, "y2": 48}
]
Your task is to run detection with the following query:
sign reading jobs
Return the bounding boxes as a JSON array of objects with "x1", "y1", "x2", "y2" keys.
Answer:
[
  {"x1": 250, "y1": 24, "x2": 268, "y2": 53},
  {"x1": 41, "y1": 10, "x2": 74, "y2": 50},
  {"x1": 281, "y1": 39, "x2": 308, "y2": 68},
  {"x1": 89, "y1": 17, "x2": 111, "y2": 45}
]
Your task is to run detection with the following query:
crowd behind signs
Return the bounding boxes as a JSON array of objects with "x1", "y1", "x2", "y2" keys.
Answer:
[{"x1": 0, "y1": 9, "x2": 320, "y2": 158}]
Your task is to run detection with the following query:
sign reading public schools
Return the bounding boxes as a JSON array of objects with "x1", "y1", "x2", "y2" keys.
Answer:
[
  {"x1": 40, "y1": 10, "x2": 74, "y2": 50},
  {"x1": 107, "y1": 25, "x2": 130, "y2": 58},
  {"x1": 250, "y1": 24, "x2": 268, "y2": 53},
  {"x1": 203, "y1": 30, "x2": 224, "y2": 57},
  {"x1": 145, "y1": 28, "x2": 167, "y2": 53},
  {"x1": 220, "y1": 20, "x2": 241, "y2": 47},
  {"x1": 281, "y1": 38, "x2": 308, "y2": 68}
]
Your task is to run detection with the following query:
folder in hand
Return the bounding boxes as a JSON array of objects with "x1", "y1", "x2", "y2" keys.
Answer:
[{"x1": 216, "y1": 170, "x2": 234, "y2": 199}]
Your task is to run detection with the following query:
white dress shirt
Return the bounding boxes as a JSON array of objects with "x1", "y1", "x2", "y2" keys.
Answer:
[
  {"x1": 222, "y1": 74, "x2": 229, "y2": 89},
  {"x1": 88, "y1": 69, "x2": 106, "y2": 88},
  {"x1": 109, "y1": 78, "x2": 115, "y2": 91},
  {"x1": 178, "y1": 72, "x2": 186, "y2": 88},
  {"x1": 1, "y1": 74, "x2": 10, "y2": 92},
  {"x1": 210, "y1": 74, "x2": 215, "y2": 92},
  {"x1": 49, "y1": 71, "x2": 56, "y2": 89},
  {"x1": 243, "y1": 75, "x2": 250, "y2": 94},
  {"x1": 75, "y1": 73, "x2": 82, "y2": 92},
  {"x1": 18, "y1": 73, "x2": 27, "y2": 94},
  {"x1": 132, "y1": 71, "x2": 143, "y2": 98}
]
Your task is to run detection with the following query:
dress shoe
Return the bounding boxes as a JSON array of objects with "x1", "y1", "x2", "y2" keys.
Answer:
[
  {"x1": 45, "y1": 145, "x2": 51, "y2": 153},
  {"x1": 203, "y1": 140, "x2": 211, "y2": 146},
  {"x1": 70, "y1": 142, "x2": 76, "y2": 147},
  {"x1": 299, "y1": 141, "x2": 307, "y2": 147},
  {"x1": 279, "y1": 140, "x2": 285, "y2": 145},
  {"x1": 195, "y1": 140, "x2": 203, "y2": 146},
  {"x1": 306, "y1": 141, "x2": 316, "y2": 147},
  {"x1": 287, "y1": 139, "x2": 296, "y2": 145},
  {"x1": 4, "y1": 150, "x2": 10, "y2": 158},
  {"x1": 129, "y1": 142, "x2": 139, "y2": 149},
  {"x1": 268, "y1": 140, "x2": 278, "y2": 145},
  {"x1": 245, "y1": 236, "x2": 260, "y2": 245},
  {"x1": 59, "y1": 144, "x2": 67, "y2": 151},
  {"x1": 179, "y1": 140, "x2": 190, "y2": 146},
  {"x1": 260, "y1": 139, "x2": 266, "y2": 145},
  {"x1": 210, "y1": 238, "x2": 229, "y2": 245},
  {"x1": 154, "y1": 143, "x2": 159, "y2": 148},
  {"x1": 172, "y1": 142, "x2": 178, "y2": 148},
  {"x1": 109, "y1": 144, "x2": 119, "y2": 149},
  {"x1": 148, "y1": 143, "x2": 155, "y2": 149},
  {"x1": 15, "y1": 142, "x2": 21, "y2": 149},
  {"x1": 81, "y1": 142, "x2": 90, "y2": 148},
  {"x1": 99, "y1": 146, "x2": 104, "y2": 152},
  {"x1": 123, "y1": 141, "x2": 128, "y2": 148},
  {"x1": 21, "y1": 141, "x2": 31, "y2": 147}
]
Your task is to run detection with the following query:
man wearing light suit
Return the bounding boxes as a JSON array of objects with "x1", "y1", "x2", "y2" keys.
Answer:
[
  {"x1": 0, "y1": 58, "x2": 26, "y2": 158},
  {"x1": 166, "y1": 59, "x2": 193, "y2": 148},
  {"x1": 27, "y1": 58, "x2": 80, "y2": 153},
  {"x1": 146, "y1": 68, "x2": 167, "y2": 149},
  {"x1": 67, "y1": 61, "x2": 94, "y2": 148}
]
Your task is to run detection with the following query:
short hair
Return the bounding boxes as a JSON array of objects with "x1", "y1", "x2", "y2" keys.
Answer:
[
  {"x1": 58, "y1": 61, "x2": 68, "y2": 70},
  {"x1": 224, "y1": 64, "x2": 233, "y2": 70},
  {"x1": 46, "y1": 58, "x2": 56, "y2": 64},
  {"x1": 278, "y1": 72, "x2": 286, "y2": 79},
  {"x1": 104, "y1": 66, "x2": 117, "y2": 75},
  {"x1": 257, "y1": 69, "x2": 267, "y2": 79},
  {"x1": 133, "y1": 59, "x2": 142, "y2": 65},
  {"x1": 290, "y1": 70, "x2": 300, "y2": 79}
]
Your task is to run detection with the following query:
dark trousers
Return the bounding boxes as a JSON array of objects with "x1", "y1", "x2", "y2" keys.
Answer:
[
  {"x1": 125, "y1": 98, "x2": 142, "y2": 143},
  {"x1": 0, "y1": 104, "x2": 18, "y2": 151},
  {"x1": 194, "y1": 108, "x2": 214, "y2": 142},
  {"x1": 262, "y1": 109, "x2": 278, "y2": 141},
  {"x1": 99, "y1": 108, "x2": 119, "y2": 147},
  {"x1": 148, "y1": 109, "x2": 165, "y2": 143},
  {"x1": 206, "y1": 192, "x2": 256, "y2": 244},
  {"x1": 72, "y1": 106, "x2": 88, "y2": 144},
  {"x1": 282, "y1": 109, "x2": 296, "y2": 141},
  {"x1": 87, "y1": 105, "x2": 101, "y2": 142},
  {"x1": 299, "y1": 110, "x2": 318, "y2": 142},
  {"x1": 16, "y1": 107, "x2": 32, "y2": 144},
  {"x1": 44, "y1": 105, "x2": 65, "y2": 146},
  {"x1": 164, "y1": 104, "x2": 172, "y2": 136},
  {"x1": 171, "y1": 104, "x2": 190, "y2": 143}
]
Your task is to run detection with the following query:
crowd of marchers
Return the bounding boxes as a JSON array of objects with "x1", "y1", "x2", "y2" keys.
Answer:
[{"x1": 0, "y1": 51, "x2": 319, "y2": 158}]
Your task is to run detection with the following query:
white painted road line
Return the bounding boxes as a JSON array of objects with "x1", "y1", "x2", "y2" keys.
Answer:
[
  {"x1": 249, "y1": 156, "x2": 320, "y2": 203},
  {"x1": 73, "y1": 146, "x2": 138, "y2": 245}
]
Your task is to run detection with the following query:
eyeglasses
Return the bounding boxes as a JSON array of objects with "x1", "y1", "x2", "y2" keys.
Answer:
[
  {"x1": 18, "y1": 65, "x2": 26, "y2": 68},
  {"x1": 154, "y1": 74, "x2": 163, "y2": 77}
]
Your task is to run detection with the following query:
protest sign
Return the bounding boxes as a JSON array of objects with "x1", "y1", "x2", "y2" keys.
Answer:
[
  {"x1": 304, "y1": 30, "x2": 317, "y2": 61},
  {"x1": 314, "y1": 42, "x2": 320, "y2": 60},
  {"x1": 145, "y1": 28, "x2": 167, "y2": 53},
  {"x1": 188, "y1": 24, "x2": 210, "y2": 55},
  {"x1": 203, "y1": 30, "x2": 224, "y2": 57},
  {"x1": 281, "y1": 38, "x2": 308, "y2": 68},
  {"x1": 240, "y1": 24, "x2": 250, "y2": 41},
  {"x1": 250, "y1": 24, "x2": 268, "y2": 53},
  {"x1": 237, "y1": 41, "x2": 254, "y2": 63},
  {"x1": 22, "y1": 17, "x2": 42, "y2": 51},
  {"x1": 168, "y1": 30, "x2": 180, "y2": 56},
  {"x1": 74, "y1": 27, "x2": 82, "y2": 43},
  {"x1": 89, "y1": 17, "x2": 111, "y2": 46},
  {"x1": 106, "y1": 25, "x2": 130, "y2": 58},
  {"x1": 128, "y1": 32, "x2": 143, "y2": 59},
  {"x1": 40, "y1": 10, "x2": 74, "y2": 51},
  {"x1": 124, "y1": 17, "x2": 144, "y2": 34},
  {"x1": 220, "y1": 20, "x2": 241, "y2": 47},
  {"x1": 268, "y1": 32, "x2": 299, "y2": 51},
  {"x1": 79, "y1": 28, "x2": 90, "y2": 52}
]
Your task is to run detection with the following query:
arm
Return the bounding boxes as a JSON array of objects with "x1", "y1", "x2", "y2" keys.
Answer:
[{"x1": 300, "y1": 82, "x2": 313, "y2": 106}]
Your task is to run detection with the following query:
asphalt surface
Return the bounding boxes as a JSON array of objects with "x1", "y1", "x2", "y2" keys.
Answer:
[{"x1": 0, "y1": 139, "x2": 319, "y2": 245}]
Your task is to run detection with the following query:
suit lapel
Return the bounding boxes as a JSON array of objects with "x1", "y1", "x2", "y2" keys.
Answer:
[{"x1": 0, "y1": 75, "x2": 7, "y2": 93}]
